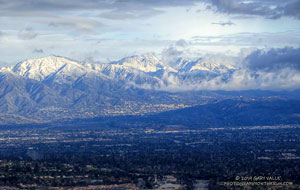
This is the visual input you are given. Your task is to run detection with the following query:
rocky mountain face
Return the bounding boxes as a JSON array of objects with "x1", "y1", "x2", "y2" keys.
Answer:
[{"x1": 0, "y1": 55, "x2": 298, "y2": 125}]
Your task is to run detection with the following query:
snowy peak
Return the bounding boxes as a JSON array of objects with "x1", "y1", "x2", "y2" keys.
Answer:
[
  {"x1": 11, "y1": 56, "x2": 83, "y2": 81},
  {"x1": 172, "y1": 58, "x2": 192, "y2": 71},
  {"x1": 177, "y1": 57, "x2": 235, "y2": 73},
  {"x1": 191, "y1": 59, "x2": 226, "y2": 72},
  {"x1": 112, "y1": 54, "x2": 164, "y2": 73},
  {"x1": 6, "y1": 54, "x2": 237, "y2": 90},
  {"x1": 0, "y1": 67, "x2": 13, "y2": 74}
]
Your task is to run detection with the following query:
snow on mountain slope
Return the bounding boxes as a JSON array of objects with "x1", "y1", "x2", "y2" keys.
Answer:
[
  {"x1": 190, "y1": 58, "x2": 235, "y2": 73},
  {"x1": 11, "y1": 56, "x2": 73, "y2": 81},
  {"x1": 87, "y1": 62, "x2": 163, "y2": 88},
  {"x1": 111, "y1": 54, "x2": 177, "y2": 73},
  {"x1": 0, "y1": 70, "x2": 68, "y2": 114},
  {"x1": 176, "y1": 57, "x2": 235, "y2": 74},
  {"x1": 112, "y1": 54, "x2": 163, "y2": 72},
  {"x1": 172, "y1": 58, "x2": 192, "y2": 71},
  {"x1": 0, "y1": 54, "x2": 273, "y2": 125},
  {"x1": 10, "y1": 56, "x2": 109, "y2": 85},
  {"x1": 85, "y1": 54, "x2": 178, "y2": 87},
  {"x1": 7, "y1": 54, "x2": 236, "y2": 91},
  {"x1": 43, "y1": 60, "x2": 109, "y2": 85}
]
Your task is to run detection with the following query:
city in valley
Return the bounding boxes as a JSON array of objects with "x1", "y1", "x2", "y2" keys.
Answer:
[
  {"x1": 1, "y1": 0, "x2": 300, "y2": 189},
  {"x1": 0, "y1": 124, "x2": 299, "y2": 189}
]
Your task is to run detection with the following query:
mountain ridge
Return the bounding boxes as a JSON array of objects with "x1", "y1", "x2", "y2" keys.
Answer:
[{"x1": 0, "y1": 55, "x2": 299, "y2": 125}]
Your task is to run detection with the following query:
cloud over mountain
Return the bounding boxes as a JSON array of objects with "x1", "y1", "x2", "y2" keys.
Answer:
[
  {"x1": 209, "y1": 0, "x2": 300, "y2": 19},
  {"x1": 0, "y1": 50, "x2": 300, "y2": 124},
  {"x1": 244, "y1": 47, "x2": 300, "y2": 72},
  {"x1": 156, "y1": 46, "x2": 300, "y2": 91}
]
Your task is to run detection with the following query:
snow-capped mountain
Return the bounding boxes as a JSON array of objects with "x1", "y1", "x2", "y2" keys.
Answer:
[
  {"x1": 10, "y1": 56, "x2": 109, "y2": 85},
  {"x1": 165, "y1": 57, "x2": 236, "y2": 86},
  {"x1": 189, "y1": 58, "x2": 235, "y2": 73},
  {"x1": 6, "y1": 54, "x2": 235, "y2": 88},
  {"x1": 111, "y1": 54, "x2": 164, "y2": 73},
  {"x1": 0, "y1": 54, "x2": 299, "y2": 126},
  {"x1": 11, "y1": 56, "x2": 75, "y2": 81},
  {"x1": 8, "y1": 55, "x2": 167, "y2": 87},
  {"x1": 0, "y1": 54, "x2": 238, "y2": 124},
  {"x1": 174, "y1": 57, "x2": 235, "y2": 73}
]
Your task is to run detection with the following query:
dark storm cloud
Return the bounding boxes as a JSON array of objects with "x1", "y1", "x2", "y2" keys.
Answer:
[
  {"x1": 244, "y1": 47, "x2": 300, "y2": 72},
  {"x1": 212, "y1": 21, "x2": 235, "y2": 26},
  {"x1": 209, "y1": 0, "x2": 279, "y2": 17},
  {"x1": 0, "y1": 0, "x2": 299, "y2": 20},
  {"x1": 209, "y1": 0, "x2": 300, "y2": 19},
  {"x1": 282, "y1": 0, "x2": 300, "y2": 19}
]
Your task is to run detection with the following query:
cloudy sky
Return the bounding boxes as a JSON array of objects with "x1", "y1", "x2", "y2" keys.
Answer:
[{"x1": 0, "y1": 0, "x2": 300, "y2": 65}]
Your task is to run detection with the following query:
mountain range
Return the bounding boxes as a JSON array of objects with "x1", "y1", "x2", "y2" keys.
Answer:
[{"x1": 0, "y1": 55, "x2": 299, "y2": 126}]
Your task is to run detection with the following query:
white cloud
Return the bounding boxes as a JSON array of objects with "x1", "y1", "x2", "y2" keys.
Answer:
[{"x1": 155, "y1": 46, "x2": 300, "y2": 91}]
